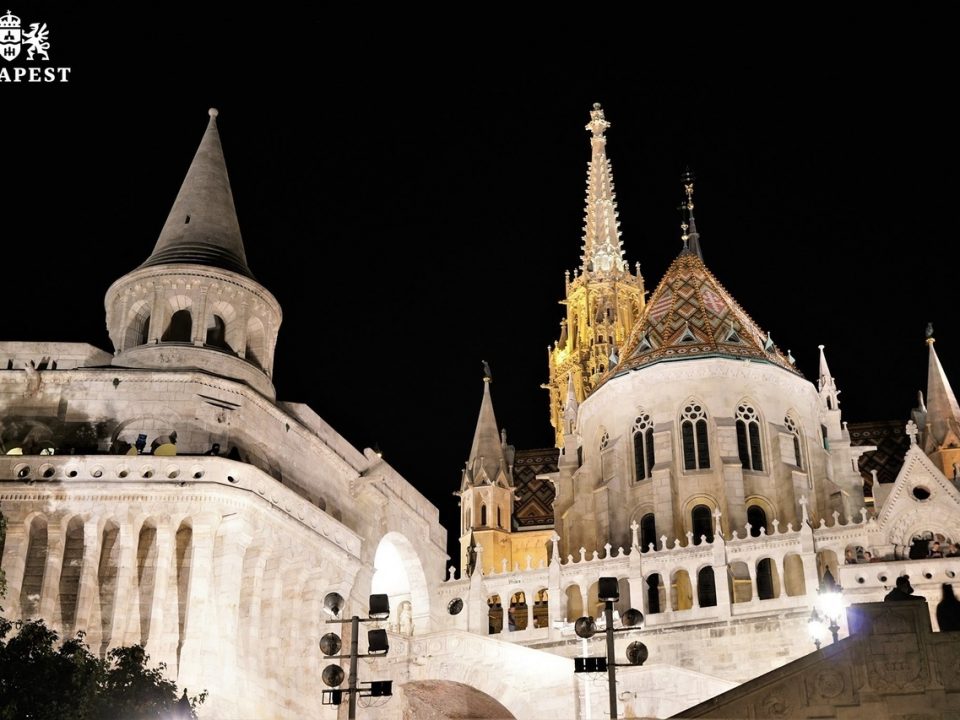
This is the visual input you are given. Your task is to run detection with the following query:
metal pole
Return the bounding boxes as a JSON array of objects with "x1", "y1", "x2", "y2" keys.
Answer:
[
  {"x1": 604, "y1": 600, "x2": 617, "y2": 719},
  {"x1": 348, "y1": 614, "x2": 359, "y2": 719}
]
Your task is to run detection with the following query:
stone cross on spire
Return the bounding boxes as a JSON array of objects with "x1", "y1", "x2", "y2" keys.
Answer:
[
  {"x1": 906, "y1": 419, "x2": 919, "y2": 445},
  {"x1": 580, "y1": 103, "x2": 625, "y2": 274}
]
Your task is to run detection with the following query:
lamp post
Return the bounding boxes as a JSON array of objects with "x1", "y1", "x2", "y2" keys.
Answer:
[
  {"x1": 573, "y1": 576, "x2": 646, "y2": 720},
  {"x1": 320, "y1": 592, "x2": 392, "y2": 719},
  {"x1": 817, "y1": 569, "x2": 843, "y2": 644}
]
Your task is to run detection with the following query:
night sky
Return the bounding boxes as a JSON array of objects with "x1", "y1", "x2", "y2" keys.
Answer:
[{"x1": 2, "y1": 10, "x2": 954, "y2": 564}]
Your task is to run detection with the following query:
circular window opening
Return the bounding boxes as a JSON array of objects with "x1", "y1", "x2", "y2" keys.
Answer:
[
  {"x1": 924, "y1": 572, "x2": 933, "y2": 580},
  {"x1": 913, "y1": 486, "x2": 931, "y2": 500},
  {"x1": 879, "y1": 574, "x2": 888, "y2": 583},
  {"x1": 92, "y1": 469, "x2": 103, "y2": 478},
  {"x1": 118, "y1": 469, "x2": 128, "y2": 478},
  {"x1": 167, "y1": 469, "x2": 180, "y2": 479},
  {"x1": 193, "y1": 470, "x2": 204, "y2": 479},
  {"x1": 42, "y1": 467, "x2": 55, "y2": 478},
  {"x1": 227, "y1": 475, "x2": 238, "y2": 484},
  {"x1": 67, "y1": 470, "x2": 78, "y2": 478},
  {"x1": 447, "y1": 598, "x2": 464, "y2": 615},
  {"x1": 948, "y1": 570, "x2": 956, "y2": 579},
  {"x1": 142, "y1": 470, "x2": 153, "y2": 479},
  {"x1": 857, "y1": 576, "x2": 865, "y2": 584},
  {"x1": 17, "y1": 466, "x2": 30, "y2": 479}
]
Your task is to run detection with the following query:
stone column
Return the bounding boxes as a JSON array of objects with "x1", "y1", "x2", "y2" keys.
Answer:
[
  {"x1": 1, "y1": 522, "x2": 27, "y2": 619},
  {"x1": 147, "y1": 284, "x2": 163, "y2": 344},
  {"x1": 72, "y1": 519, "x2": 101, "y2": 638},
  {"x1": 211, "y1": 516, "x2": 253, "y2": 704},
  {"x1": 193, "y1": 287, "x2": 209, "y2": 346},
  {"x1": 775, "y1": 556, "x2": 788, "y2": 599},
  {"x1": 144, "y1": 523, "x2": 176, "y2": 671},
  {"x1": 236, "y1": 301, "x2": 249, "y2": 359},
  {"x1": 176, "y1": 515, "x2": 218, "y2": 683},
  {"x1": 38, "y1": 518, "x2": 64, "y2": 630},
  {"x1": 113, "y1": 521, "x2": 141, "y2": 649},
  {"x1": 746, "y1": 561, "x2": 758, "y2": 603}
]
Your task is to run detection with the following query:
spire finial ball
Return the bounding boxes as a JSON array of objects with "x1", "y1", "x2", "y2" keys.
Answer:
[{"x1": 208, "y1": 108, "x2": 219, "y2": 118}]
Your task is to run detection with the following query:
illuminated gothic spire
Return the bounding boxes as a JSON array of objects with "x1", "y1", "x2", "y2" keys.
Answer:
[
  {"x1": 142, "y1": 108, "x2": 254, "y2": 279},
  {"x1": 924, "y1": 329, "x2": 960, "y2": 453},
  {"x1": 818, "y1": 345, "x2": 841, "y2": 411},
  {"x1": 680, "y1": 167, "x2": 702, "y2": 260},
  {"x1": 580, "y1": 103, "x2": 626, "y2": 274}
]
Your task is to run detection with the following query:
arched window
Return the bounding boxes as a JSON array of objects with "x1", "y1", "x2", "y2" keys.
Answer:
[
  {"x1": 205, "y1": 314, "x2": 231, "y2": 350},
  {"x1": 747, "y1": 505, "x2": 767, "y2": 537},
  {"x1": 640, "y1": 513, "x2": 657, "y2": 552},
  {"x1": 497, "y1": 506, "x2": 502, "y2": 529},
  {"x1": 599, "y1": 429, "x2": 609, "y2": 451},
  {"x1": 692, "y1": 504, "x2": 714, "y2": 545},
  {"x1": 757, "y1": 558, "x2": 776, "y2": 600},
  {"x1": 736, "y1": 403, "x2": 763, "y2": 471},
  {"x1": 697, "y1": 567, "x2": 717, "y2": 607},
  {"x1": 785, "y1": 414, "x2": 803, "y2": 469},
  {"x1": 480, "y1": 504, "x2": 487, "y2": 527},
  {"x1": 161, "y1": 309, "x2": 192, "y2": 343},
  {"x1": 821, "y1": 424, "x2": 829, "y2": 450},
  {"x1": 646, "y1": 575, "x2": 662, "y2": 614},
  {"x1": 681, "y1": 402, "x2": 710, "y2": 470},
  {"x1": 632, "y1": 412, "x2": 655, "y2": 481}
]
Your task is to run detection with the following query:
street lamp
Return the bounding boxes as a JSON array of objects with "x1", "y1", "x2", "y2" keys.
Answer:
[
  {"x1": 817, "y1": 569, "x2": 843, "y2": 644},
  {"x1": 807, "y1": 607, "x2": 826, "y2": 650},
  {"x1": 320, "y1": 591, "x2": 392, "y2": 719},
  {"x1": 572, "y1": 577, "x2": 646, "y2": 720}
]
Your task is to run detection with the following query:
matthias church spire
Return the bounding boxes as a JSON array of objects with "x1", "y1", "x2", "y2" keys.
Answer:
[{"x1": 581, "y1": 104, "x2": 626, "y2": 274}]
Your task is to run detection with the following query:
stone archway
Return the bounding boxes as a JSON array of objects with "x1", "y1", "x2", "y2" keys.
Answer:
[
  {"x1": 371, "y1": 531, "x2": 431, "y2": 634},
  {"x1": 401, "y1": 680, "x2": 516, "y2": 719}
]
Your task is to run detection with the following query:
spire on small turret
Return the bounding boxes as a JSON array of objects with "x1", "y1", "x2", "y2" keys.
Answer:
[
  {"x1": 680, "y1": 167, "x2": 703, "y2": 259},
  {"x1": 563, "y1": 373, "x2": 579, "y2": 436},
  {"x1": 580, "y1": 103, "x2": 626, "y2": 274},
  {"x1": 463, "y1": 363, "x2": 510, "y2": 489},
  {"x1": 924, "y1": 327, "x2": 960, "y2": 453},
  {"x1": 818, "y1": 344, "x2": 841, "y2": 411},
  {"x1": 142, "y1": 109, "x2": 254, "y2": 279}
]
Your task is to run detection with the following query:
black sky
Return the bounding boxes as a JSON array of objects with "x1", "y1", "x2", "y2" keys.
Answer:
[{"x1": 2, "y1": 10, "x2": 955, "y2": 563}]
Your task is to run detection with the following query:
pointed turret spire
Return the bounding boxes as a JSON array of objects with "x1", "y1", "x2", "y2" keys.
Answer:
[
  {"x1": 680, "y1": 168, "x2": 703, "y2": 259},
  {"x1": 924, "y1": 330, "x2": 960, "y2": 453},
  {"x1": 818, "y1": 344, "x2": 841, "y2": 410},
  {"x1": 563, "y1": 373, "x2": 579, "y2": 435},
  {"x1": 466, "y1": 365, "x2": 508, "y2": 486},
  {"x1": 141, "y1": 108, "x2": 254, "y2": 278},
  {"x1": 580, "y1": 103, "x2": 625, "y2": 274}
]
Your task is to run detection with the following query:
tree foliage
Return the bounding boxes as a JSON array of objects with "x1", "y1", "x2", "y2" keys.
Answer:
[{"x1": 0, "y1": 616, "x2": 205, "y2": 719}]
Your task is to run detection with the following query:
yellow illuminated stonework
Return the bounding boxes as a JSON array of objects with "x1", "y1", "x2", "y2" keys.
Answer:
[{"x1": 545, "y1": 104, "x2": 645, "y2": 447}]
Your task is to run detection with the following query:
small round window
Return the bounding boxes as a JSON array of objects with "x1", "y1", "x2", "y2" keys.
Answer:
[{"x1": 913, "y1": 486, "x2": 931, "y2": 501}]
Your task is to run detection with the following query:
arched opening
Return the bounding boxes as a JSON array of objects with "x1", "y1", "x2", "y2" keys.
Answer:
[
  {"x1": 497, "y1": 506, "x2": 502, "y2": 529},
  {"x1": 246, "y1": 316, "x2": 267, "y2": 369},
  {"x1": 371, "y1": 532, "x2": 431, "y2": 635},
  {"x1": 175, "y1": 522, "x2": 193, "y2": 669},
  {"x1": 756, "y1": 558, "x2": 779, "y2": 599},
  {"x1": 137, "y1": 522, "x2": 158, "y2": 645},
  {"x1": 205, "y1": 315, "x2": 231, "y2": 351},
  {"x1": 21, "y1": 515, "x2": 48, "y2": 618},
  {"x1": 641, "y1": 513, "x2": 657, "y2": 552},
  {"x1": 816, "y1": 549, "x2": 839, "y2": 582},
  {"x1": 747, "y1": 505, "x2": 768, "y2": 537},
  {"x1": 97, "y1": 521, "x2": 121, "y2": 658},
  {"x1": 671, "y1": 569, "x2": 693, "y2": 611},
  {"x1": 533, "y1": 588, "x2": 548, "y2": 629},
  {"x1": 783, "y1": 553, "x2": 806, "y2": 596},
  {"x1": 59, "y1": 516, "x2": 85, "y2": 633},
  {"x1": 161, "y1": 309, "x2": 192, "y2": 343},
  {"x1": 481, "y1": 505, "x2": 487, "y2": 527},
  {"x1": 564, "y1": 584, "x2": 583, "y2": 622},
  {"x1": 697, "y1": 566, "x2": 717, "y2": 607},
  {"x1": 122, "y1": 301, "x2": 151, "y2": 349},
  {"x1": 728, "y1": 561, "x2": 752, "y2": 603},
  {"x1": 692, "y1": 504, "x2": 714, "y2": 545},
  {"x1": 401, "y1": 680, "x2": 517, "y2": 719},
  {"x1": 646, "y1": 574, "x2": 664, "y2": 614},
  {"x1": 487, "y1": 594, "x2": 502, "y2": 634},
  {"x1": 509, "y1": 591, "x2": 527, "y2": 631}
]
